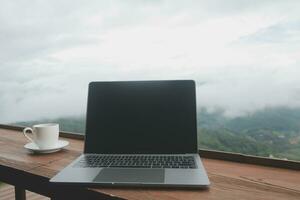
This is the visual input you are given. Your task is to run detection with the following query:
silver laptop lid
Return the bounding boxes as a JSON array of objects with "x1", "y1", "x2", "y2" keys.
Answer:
[{"x1": 84, "y1": 80, "x2": 198, "y2": 154}]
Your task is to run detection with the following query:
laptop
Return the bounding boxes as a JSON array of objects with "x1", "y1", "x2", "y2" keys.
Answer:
[{"x1": 50, "y1": 80, "x2": 210, "y2": 188}]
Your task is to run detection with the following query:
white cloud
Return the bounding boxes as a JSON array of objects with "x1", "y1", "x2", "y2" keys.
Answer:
[{"x1": 0, "y1": 1, "x2": 300, "y2": 122}]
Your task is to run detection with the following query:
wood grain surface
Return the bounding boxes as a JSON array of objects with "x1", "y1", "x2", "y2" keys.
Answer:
[{"x1": 0, "y1": 128, "x2": 299, "y2": 200}]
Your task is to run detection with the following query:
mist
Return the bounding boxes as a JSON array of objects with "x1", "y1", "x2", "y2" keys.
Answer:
[{"x1": 1, "y1": 0, "x2": 300, "y2": 123}]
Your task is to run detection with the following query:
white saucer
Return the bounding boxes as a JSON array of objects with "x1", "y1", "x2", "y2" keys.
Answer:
[{"x1": 24, "y1": 140, "x2": 69, "y2": 154}]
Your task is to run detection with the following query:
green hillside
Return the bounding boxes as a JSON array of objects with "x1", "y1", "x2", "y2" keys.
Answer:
[
  {"x1": 14, "y1": 107, "x2": 300, "y2": 161},
  {"x1": 225, "y1": 107, "x2": 300, "y2": 132},
  {"x1": 198, "y1": 107, "x2": 300, "y2": 161}
]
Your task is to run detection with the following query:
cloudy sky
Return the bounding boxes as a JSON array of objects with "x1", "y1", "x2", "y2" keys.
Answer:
[{"x1": 1, "y1": 0, "x2": 300, "y2": 123}]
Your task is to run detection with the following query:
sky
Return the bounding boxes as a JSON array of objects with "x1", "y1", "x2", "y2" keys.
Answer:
[{"x1": 0, "y1": 0, "x2": 300, "y2": 123}]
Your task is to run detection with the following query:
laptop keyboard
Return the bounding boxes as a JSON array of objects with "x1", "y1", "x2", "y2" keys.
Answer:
[{"x1": 74, "y1": 155, "x2": 197, "y2": 169}]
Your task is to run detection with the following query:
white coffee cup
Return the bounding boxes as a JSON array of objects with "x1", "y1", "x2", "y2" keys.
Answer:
[{"x1": 23, "y1": 123, "x2": 59, "y2": 149}]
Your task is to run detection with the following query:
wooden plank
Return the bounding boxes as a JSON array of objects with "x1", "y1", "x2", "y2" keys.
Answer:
[
  {"x1": 0, "y1": 127, "x2": 300, "y2": 200},
  {"x1": 87, "y1": 158, "x2": 300, "y2": 200}
]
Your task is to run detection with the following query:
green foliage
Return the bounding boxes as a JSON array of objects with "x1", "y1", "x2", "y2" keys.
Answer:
[
  {"x1": 198, "y1": 107, "x2": 300, "y2": 161},
  {"x1": 198, "y1": 128, "x2": 289, "y2": 158},
  {"x1": 225, "y1": 107, "x2": 300, "y2": 132}
]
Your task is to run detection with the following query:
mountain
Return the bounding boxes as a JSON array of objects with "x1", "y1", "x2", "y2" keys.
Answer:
[
  {"x1": 198, "y1": 107, "x2": 300, "y2": 160},
  {"x1": 224, "y1": 107, "x2": 300, "y2": 132},
  {"x1": 13, "y1": 107, "x2": 300, "y2": 161}
]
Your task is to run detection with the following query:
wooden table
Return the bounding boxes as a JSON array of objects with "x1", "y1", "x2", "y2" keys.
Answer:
[{"x1": 0, "y1": 127, "x2": 300, "y2": 200}]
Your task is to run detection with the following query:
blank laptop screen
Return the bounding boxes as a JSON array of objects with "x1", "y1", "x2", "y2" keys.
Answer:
[{"x1": 84, "y1": 80, "x2": 198, "y2": 154}]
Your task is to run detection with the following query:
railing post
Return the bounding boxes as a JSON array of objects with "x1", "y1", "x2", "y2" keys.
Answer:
[{"x1": 14, "y1": 186, "x2": 26, "y2": 200}]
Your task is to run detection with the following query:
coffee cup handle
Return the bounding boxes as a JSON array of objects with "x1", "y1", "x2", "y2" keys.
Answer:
[{"x1": 23, "y1": 127, "x2": 34, "y2": 143}]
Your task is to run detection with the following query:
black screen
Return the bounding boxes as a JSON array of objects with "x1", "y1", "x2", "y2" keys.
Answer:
[{"x1": 84, "y1": 80, "x2": 198, "y2": 154}]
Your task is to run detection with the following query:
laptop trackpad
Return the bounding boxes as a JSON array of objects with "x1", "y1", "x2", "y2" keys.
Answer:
[{"x1": 94, "y1": 168, "x2": 165, "y2": 183}]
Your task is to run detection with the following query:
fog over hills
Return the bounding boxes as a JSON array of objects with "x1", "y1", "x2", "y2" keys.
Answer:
[
  {"x1": 15, "y1": 106, "x2": 300, "y2": 161},
  {"x1": 16, "y1": 106, "x2": 300, "y2": 134}
]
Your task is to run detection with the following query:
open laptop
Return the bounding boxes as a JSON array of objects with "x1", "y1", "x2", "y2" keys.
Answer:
[{"x1": 50, "y1": 80, "x2": 210, "y2": 188}]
